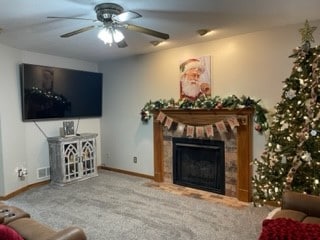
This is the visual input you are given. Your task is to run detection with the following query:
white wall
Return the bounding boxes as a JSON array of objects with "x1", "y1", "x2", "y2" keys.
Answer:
[
  {"x1": 99, "y1": 21, "x2": 320, "y2": 176},
  {"x1": 0, "y1": 46, "x2": 101, "y2": 196}
]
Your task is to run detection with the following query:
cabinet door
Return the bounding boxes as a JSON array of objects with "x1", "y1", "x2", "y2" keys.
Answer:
[
  {"x1": 80, "y1": 138, "x2": 96, "y2": 176},
  {"x1": 62, "y1": 141, "x2": 80, "y2": 181}
]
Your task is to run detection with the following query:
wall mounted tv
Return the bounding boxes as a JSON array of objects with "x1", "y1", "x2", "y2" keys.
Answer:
[{"x1": 20, "y1": 63, "x2": 103, "y2": 121}]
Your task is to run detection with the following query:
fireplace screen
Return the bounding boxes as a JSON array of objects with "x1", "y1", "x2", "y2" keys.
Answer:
[{"x1": 172, "y1": 137, "x2": 225, "y2": 195}]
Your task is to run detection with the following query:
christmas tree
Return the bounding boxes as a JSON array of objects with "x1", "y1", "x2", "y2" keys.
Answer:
[{"x1": 253, "y1": 20, "x2": 320, "y2": 206}]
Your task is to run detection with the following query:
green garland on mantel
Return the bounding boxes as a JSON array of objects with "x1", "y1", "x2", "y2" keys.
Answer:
[{"x1": 140, "y1": 95, "x2": 269, "y2": 133}]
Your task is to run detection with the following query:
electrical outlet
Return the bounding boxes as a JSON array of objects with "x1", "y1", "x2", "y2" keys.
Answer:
[
  {"x1": 17, "y1": 168, "x2": 28, "y2": 178},
  {"x1": 133, "y1": 156, "x2": 137, "y2": 163},
  {"x1": 18, "y1": 169, "x2": 23, "y2": 177}
]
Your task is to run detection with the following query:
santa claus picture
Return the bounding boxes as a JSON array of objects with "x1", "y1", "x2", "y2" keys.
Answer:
[{"x1": 179, "y1": 56, "x2": 211, "y2": 100}]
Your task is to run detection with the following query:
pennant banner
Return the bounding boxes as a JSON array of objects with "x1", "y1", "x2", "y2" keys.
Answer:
[
  {"x1": 176, "y1": 123, "x2": 185, "y2": 136},
  {"x1": 156, "y1": 111, "x2": 166, "y2": 123},
  {"x1": 204, "y1": 125, "x2": 214, "y2": 138},
  {"x1": 196, "y1": 126, "x2": 204, "y2": 138},
  {"x1": 164, "y1": 117, "x2": 173, "y2": 129},
  {"x1": 156, "y1": 112, "x2": 242, "y2": 137},
  {"x1": 227, "y1": 117, "x2": 240, "y2": 130},
  {"x1": 186, "y1": 125, "x2": 195, "y2": 138},
  {"x1": 215, "y1": 120, "x2": 227, "y2": 135}
]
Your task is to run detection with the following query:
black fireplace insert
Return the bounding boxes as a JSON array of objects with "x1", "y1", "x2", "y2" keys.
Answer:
[{"x1": 172, "y1": 137, "x2": 225, "y2": 195}]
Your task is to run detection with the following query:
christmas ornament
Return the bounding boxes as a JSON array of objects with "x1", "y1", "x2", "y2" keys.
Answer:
[
  {"x1": 299, "y1": 20, "x2": 317, "y2": 43},
  {"x1": 310, "y1": 130, "x2": 317, "y2": 136},
  {"x1": 281, "y1": 123, "x2": 289, "y2": 130},
  {"x1": 255, "y1": 124, "x2": 262, "y2": 132},
  {"x1": 285, "y1": 89, "x2": 296, "y2": 99}
]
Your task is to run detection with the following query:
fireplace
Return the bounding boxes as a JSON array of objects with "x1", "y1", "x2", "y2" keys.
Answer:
[
  {"x1": 152, "y1": 108, "x2": 254, "y2": 202},
  {"x1": 172, "y1": 137, "x2": 225, "y2": 194}
]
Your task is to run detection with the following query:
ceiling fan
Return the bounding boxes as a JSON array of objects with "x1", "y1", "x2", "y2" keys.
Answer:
[{"x1": 48, "y1": 2, "x2": 170, "y2": 48}]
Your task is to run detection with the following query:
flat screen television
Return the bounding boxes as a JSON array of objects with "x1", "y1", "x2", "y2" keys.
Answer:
[{"x1": 20, "y1": 63, "x2": 103, "y2": 121}]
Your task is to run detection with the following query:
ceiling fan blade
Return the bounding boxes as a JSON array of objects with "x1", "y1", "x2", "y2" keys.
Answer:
[
  {"x1": 60, "y1": 25, "x2": 95, "y2": 38},
  {"x1": 47, "y1": 16, "x2": 97, "y2": 22},
  {"x1": 112, "y1": 11, "x2": 141, "y2": 22},
  {"x1": 126, "y1": 24, "x2": 169, "y2": 40},
  {"x1": 117, "y1": 39, "x2": 128, "y2": 48}
]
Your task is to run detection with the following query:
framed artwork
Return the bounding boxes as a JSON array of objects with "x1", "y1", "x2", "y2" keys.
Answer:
[
  {"x1": 63, "y1": 121, "x2": 75, "y2": 136},
  {"x1": 179, "y1": 56, "x2": 211, "y2": 100}
]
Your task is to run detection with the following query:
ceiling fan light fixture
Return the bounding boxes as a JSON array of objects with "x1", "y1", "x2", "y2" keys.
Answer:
[
  {"x1": 98, "y1": 27, "x2": 124, "y2": 45},
  {"x1": 112, "y1": 28, "x2": 125, "y2": 43},
  {"x1": 98, "y1": 28, "x2": 113, "y2": 45},
  {"x1": 52, "y1": 3, "x2": 169, "y2": 48}
]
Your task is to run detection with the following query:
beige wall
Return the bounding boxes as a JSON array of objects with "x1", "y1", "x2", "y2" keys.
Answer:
[
  {"x1": 99, "y1": 20, "x2": 320, "y2": 176},
  {"x1": 1, "y1": 19, "x2": 319, "y2": 196}
]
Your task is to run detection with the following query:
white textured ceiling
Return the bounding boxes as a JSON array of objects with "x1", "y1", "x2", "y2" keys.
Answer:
[{"x1": 0, "y1": 0, "x2": 320, "y2": 62}]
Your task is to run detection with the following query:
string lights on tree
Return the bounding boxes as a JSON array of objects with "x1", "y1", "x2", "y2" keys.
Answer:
[{"x1": 253, "y1": 20, "x2": 320, "y2": 206}]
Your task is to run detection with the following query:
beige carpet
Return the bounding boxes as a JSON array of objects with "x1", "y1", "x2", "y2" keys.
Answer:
[{"x1": 5, "y1": 170, "x2": 272, "y2": 240}]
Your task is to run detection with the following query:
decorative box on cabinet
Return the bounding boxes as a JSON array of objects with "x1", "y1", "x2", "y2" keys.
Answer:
[{"x1": 47, "y1": 133, "x2": 98, "y2": 185}]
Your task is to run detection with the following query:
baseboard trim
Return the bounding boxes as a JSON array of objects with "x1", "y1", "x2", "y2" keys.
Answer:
[
  {"x1": 1, "y1": 167, "x2": 154, "y2": 200},
  {"x1": 99, "y1": 166, "x2": 154, "y2": 180},
  {"x1": 0, "y1": 180, "x2": 50, "y2": 200}
]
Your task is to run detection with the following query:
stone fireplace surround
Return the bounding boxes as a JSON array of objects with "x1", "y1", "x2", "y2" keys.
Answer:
[
  {"x1": 165, "y1": 128, "x2": 235, "y2": 197},
  {"x1": 152, "y1": 108, "x2": 254, "y2": 202}
]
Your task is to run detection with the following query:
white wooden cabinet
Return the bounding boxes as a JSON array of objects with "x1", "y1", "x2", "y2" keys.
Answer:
[{"x1": 47, "y1": 133, "x2": 98, "y2": 185}]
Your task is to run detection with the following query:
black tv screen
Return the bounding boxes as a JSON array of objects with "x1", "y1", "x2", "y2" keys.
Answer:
[{"x1": 20, "y1": 63, "x2": 103, "y2": 121}]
